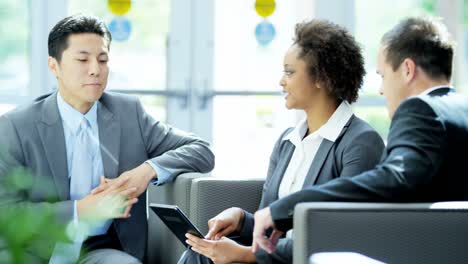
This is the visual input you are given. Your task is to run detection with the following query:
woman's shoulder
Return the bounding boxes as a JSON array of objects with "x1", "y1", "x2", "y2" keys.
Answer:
[{"x1": 341, "y1": 115, "x2": 384, "y2": 145}]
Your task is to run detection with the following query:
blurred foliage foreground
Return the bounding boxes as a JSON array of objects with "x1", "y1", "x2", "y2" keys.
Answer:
[{"x1": 0, "y1": 168, "x2": 67, "y2": 263}]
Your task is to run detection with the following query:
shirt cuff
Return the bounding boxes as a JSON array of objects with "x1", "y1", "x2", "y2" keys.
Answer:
[
  {"x1": 73, "y1": 200, "x2": 79, "y2": 227},
  {"x1": 70, "y1": 200, "x2": 86, "y2": 242},
  {"x1": 145, "y1": 160, "x2": 171, "y2": 186}
]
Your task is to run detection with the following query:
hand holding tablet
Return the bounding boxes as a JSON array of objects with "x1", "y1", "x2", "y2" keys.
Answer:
[{"x1": 150, "y1": 203, "x2": 204, "y2": 247}]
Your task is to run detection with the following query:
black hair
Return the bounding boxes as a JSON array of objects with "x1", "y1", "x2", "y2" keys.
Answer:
[{"x1": 48, "y1": 14, "x2": 111, "y2": 62}]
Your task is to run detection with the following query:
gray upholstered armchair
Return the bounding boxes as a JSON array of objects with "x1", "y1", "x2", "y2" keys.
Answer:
[
  {"x1": 294, "y1": 202, "x2": 468, "y2": 264},
  {"x1": 147, "y1": 174, "x2": 265, "y2": 263},
  {"x1": 147, "y1": 172, "x2": 209, "y2": 264}
]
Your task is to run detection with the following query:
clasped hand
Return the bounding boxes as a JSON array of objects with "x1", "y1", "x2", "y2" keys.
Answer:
[{"x1": 78, "y1": 163, "x2": 156, "y2": 222}]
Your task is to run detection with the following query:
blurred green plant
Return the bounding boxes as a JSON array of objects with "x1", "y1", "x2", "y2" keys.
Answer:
[{"x1": 0, "y1": 168, "x2": 68, "y2": 264}]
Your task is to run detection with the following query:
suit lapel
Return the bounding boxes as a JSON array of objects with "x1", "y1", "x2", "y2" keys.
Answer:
[
  {"x1": 36, "y1": 93, "x2": 69, "y2": 200},
  {"x1": 302, "y1": 139, "x2": 334, "y2": 186},
  {"x1": 302, "y1": 116, "x2": 353, "y2": 187},
  {"x1": 265, "y1": 142, "x2": 295, "y2": 203},
  {"x1": 98, "y1": 98, "x2": 121, "y2": 179}
]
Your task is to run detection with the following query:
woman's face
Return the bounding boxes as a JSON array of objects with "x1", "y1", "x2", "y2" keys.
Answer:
[{"x1": 279, "y1": 45, "x2": 319, "y2": 110}]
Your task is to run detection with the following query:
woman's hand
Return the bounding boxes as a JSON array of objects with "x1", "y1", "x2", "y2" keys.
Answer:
[
  {"x1": 185, "y1": 234, "x2": 255, "y2": 264},
  {"x1": 205, "y1": 207, "x2": 245, "y2": 240}
]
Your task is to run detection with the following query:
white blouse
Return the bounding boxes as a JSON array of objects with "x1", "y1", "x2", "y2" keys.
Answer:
[{"x1": 278, "y1": 101, "x2": 354, "y2": 199}]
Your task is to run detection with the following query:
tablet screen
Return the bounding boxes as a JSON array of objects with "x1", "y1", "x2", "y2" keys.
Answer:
[{"x1": 150, "y1": 203, "x2": 204, "y2": 248}]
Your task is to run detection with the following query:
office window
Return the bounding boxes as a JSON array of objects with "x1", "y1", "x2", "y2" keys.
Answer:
[
  {"x1": 354, "y1": 0, "x2": 435, "y2": 139},
  {"x1": 211, "y1": 1, "x2": 310, "y2": 178},
  {"x1": 0, "y1": 1, "x2": 30, "y2": 97},
  {"x1": 69, "y1": 0, "x2": 170, "y2": 121}
]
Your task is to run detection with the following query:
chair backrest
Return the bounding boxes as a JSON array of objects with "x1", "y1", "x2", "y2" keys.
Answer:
[
  {"x1": 294, "y1": 202, "x2": 468, "y2": 264},
  {"x1": 189, "y1": 178, "x2": 265, "y2": 234}
]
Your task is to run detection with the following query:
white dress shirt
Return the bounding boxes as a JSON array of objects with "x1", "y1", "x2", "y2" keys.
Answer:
[
  {"x1": 278, "y1": 101, "x2": 353, "y2": 239},
  {"x1": 278, "y1": 101, "x2": 354, "y2": 199}
]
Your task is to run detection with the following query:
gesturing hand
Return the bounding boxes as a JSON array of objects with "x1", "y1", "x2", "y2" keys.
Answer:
[
  {"x1": 205, "y1": 207, "x2": 245, "y2": 240},
  {"x1": 251, "y1": 207, "x2": 284, "y2": 254}
]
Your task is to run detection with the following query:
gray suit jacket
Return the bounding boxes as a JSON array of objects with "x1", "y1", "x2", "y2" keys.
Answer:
[
  {"x1": 240, "y1": 115, "x2": 384, "y2": 263},
  {"x1": 0, "y1": 91, "x2": 215, "y2": 261}
]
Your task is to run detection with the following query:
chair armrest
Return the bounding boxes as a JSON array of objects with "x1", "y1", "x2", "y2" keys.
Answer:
[
  {"x1": 189, "y1": 178, "x2": 265, "y2": 234},
  {"x1": 147, "y1": 172, "x2": 210, "y2": 264},
  {"x1": 293, "y1": 202, "x2": 468, "y2": 264}
]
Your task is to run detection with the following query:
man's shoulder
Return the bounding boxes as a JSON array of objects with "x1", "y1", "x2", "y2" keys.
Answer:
[
  {"x1": 401, "y1": 89, "x2": 468, "y2": 118},
  {"x1": 100, "y1": 91, "x2": 138, "y2": 103},
  {"x1": 2, "y1": 93, "x2": 54, "y2": 121},
  {"x1": 341, "y1": 115, "x2": 383, "y2": 144},
  {"x1": 346, "y1": 115, "x2": 379, "y2": 135},
  {"x1": 99, "y1": 91, "x2": 139, "y2": 109},
  {"x1": 395, "y1": 94, "x2": 440, "y2": 118}
]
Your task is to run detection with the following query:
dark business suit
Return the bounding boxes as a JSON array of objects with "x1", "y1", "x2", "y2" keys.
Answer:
[
  {"x1": 179, "y1": 115, "x2": 384, "y2": 264},
  {"x1": 0, "y1": 92, "x2": 215, "y2": 261},
  {"x1": 270, "y1": 87, "x2": 468, "y2": 232}
]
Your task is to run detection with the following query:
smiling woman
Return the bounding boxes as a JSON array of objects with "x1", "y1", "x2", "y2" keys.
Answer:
[{"x1": 178, "y1": 19, "x2": 385, "y2": 264}]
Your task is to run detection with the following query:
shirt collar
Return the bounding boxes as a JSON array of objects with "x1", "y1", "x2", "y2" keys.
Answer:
[
  {"x1": 283, "y1": 101, "x2": 353, "y2": 144},
  {"x1": 56, "y1": 92, "x2": 98, "y2": 134},
  {"x1": 421, "y1": 85, "x2": 453, "y2": 95}
]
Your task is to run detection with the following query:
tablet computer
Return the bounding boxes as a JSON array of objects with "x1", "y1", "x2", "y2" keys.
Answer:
[{"x1": 150, "y1": 203, "x2": 204, "y2": 248}]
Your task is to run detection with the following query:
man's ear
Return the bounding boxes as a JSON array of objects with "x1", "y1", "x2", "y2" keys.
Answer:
[
  {"x1": 400, "y1": 58, "x2": 417, "y2": 83},
  {"x1": 48, "y1": 56, "x2": 59, "y2": 79}
]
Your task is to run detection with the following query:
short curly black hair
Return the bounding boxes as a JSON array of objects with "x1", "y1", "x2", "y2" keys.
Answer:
[{"x1": 294, "y1": 19, "x2": 365, "y2": 103}]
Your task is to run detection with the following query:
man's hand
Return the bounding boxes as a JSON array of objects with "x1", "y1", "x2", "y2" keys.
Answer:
[
  {"x1": 77, "y1": 176, "x2": 138, "y2": 222},
  {"x1": 185, "y1": 234, "x2": 255, "y2": 264},
  {"x1": 205, "y1": 207, "x2": 245, "y2": 240},
  {"x1": 91, "y1": 163, "x2": 156, "y2": 199},
  {"x1": 252, "y1": 207, "x2": 283, "y2": 254}
]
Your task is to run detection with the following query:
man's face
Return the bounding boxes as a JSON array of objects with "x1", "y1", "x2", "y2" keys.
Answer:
[
  {"x1": 376, "y1": 46, "x2": 410, "y2": 118},
  {"x1": 49, "y1": 33, "x2": 109, "y2": 112}
]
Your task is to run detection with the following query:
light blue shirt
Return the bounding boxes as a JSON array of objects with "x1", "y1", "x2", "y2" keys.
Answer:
[
  {"x1": 57, "y1": 93, "x2": 170, "y2": 220},
  {"x1": 57, "y1": 93, "x2": 105, "y2": 230},
  {"x1": 51, "y1": 93, "x2": 170, "y2": 263}
]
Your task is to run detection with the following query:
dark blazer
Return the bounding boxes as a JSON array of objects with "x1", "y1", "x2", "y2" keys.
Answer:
[
  {"x1": 0, "y1": 92, "x2": 215, "y2": 261},
  {"x1": 240, "y1": 114, "x2": 385, "y2": 262},
  {"x1": 270, "y1": 87, "x2": 468, "y2": 231}
]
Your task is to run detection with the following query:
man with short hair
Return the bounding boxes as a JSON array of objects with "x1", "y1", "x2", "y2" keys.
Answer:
[
  {"x1": 0, "y1": 14, "x2": 214, "y2": 263},
  {"x1": 252, "y1": 17, "x2": 468, "y2": 256}
]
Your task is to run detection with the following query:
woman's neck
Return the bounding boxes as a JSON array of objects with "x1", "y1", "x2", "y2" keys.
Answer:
[{"x1": 304, "y1": 98, "x2": 339, "y2": 135}]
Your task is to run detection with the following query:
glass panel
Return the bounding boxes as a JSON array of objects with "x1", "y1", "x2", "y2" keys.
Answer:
[
  {"x1": 212, "y1": 1, "x2": 311, "y2": 178},
  {"x1": 213, "y1": 0, "x2": 312, "y2": 92},
  {"x1": 356, "y1": 0, "x2": 435, "y2": 96},
  {"x1": 68, "y1": 0, "x2": 170, "y2": 91},
  {"x1": 0, "y1": 1, "x2": 30, "y2": 96},
  {"x1": 354, "y1": 0, "x2": 435, "y2": 141},
  {"x1": 461, "y1": 0, "x2": 468, "y2": 93},
  {"x1": 133, "y1": 94, "x2": 167, "y2": 123},
  {"x1": 353, "y1": 105, "x2": 390, "y2": 141},
  {"x1": 212, "y1": 96, "x2": 296, "y2": 179}
]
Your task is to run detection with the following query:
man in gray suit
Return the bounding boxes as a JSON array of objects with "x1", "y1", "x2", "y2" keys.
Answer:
[
  {"x1": 0, "y1": 14, "x2": 214, "y2": 263},
  {"x1": 252, "y1": 17, "x2": 468, "y2": 256}
]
